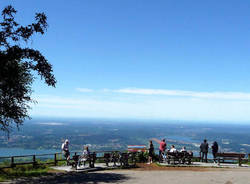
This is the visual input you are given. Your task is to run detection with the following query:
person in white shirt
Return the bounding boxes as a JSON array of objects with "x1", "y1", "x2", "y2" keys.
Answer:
[
  {"x1": 78, "y1": 146, "x2": 90, "y2": 167},
  {"x1": 170, "y1": 145, "x2": 177, "y2": 153},
  {"x1": 180, "y1": 146, "x2": 186, "y2": 152},
  {"x1": 61, "y1": 139, "x2": 70, "y2": 165}
]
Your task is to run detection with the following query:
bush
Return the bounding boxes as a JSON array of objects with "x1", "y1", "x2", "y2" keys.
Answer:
[{"x1": 135, "y1": 151, "x2": 159, "y2": 163}]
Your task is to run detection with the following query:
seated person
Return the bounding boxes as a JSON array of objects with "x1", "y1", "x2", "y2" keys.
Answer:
[
  {"x1": 78, "y1": 146, "x2": 90, "y2": 167},
  {"x1": 169, "y1": 145, "x2": 177, "y2": 153},
  {"x1": 180, "y1": 146, "x2": 187, "y2": 152}
]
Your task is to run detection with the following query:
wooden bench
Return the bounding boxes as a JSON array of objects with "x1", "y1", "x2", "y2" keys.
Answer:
[
  {"x1": 216, "y1": 152, "x2": 246, "y2": 166},
  {"x1": 166, "y1": 151, "x2": 193, "y2": 165},
  {"x1": 72, "y1": 152, "x2": 96, "y2": 169}
]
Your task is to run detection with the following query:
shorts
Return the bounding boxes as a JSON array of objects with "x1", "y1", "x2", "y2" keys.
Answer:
[
  {"x1": 149, "y1": 151, "x2": 154, "y2": 157},
  {"x1": 63, "y1": 150, "x2": 70, "y2": 158},
  {"x1": 149, "y1": 148, "x2": 154, "y2": 157}
]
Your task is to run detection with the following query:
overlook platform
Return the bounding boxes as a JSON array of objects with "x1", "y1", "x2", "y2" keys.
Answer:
[
  {"x1": 50, "y1": 162, "x2": 250, "y2": 173},
  {"x1": 158, "y1": 161, "x2": 250, "y2": 168},
  {"x1": 50, "y1": 163, "x2": 118, "y2": 172}
]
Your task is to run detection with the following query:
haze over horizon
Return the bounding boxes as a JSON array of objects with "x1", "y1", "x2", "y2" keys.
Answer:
[{"x1": 3, "y1": 0, "x2": 250, "y2": 122}]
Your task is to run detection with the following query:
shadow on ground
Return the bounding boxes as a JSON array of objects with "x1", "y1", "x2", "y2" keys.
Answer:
[{"x1": 11, "y1": 172, "x2": 130, "y2": 184}]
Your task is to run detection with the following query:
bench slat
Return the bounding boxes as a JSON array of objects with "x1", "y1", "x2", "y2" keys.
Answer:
[{"x1": 217, "y1": 152, "x2": 245, "y2": 158}]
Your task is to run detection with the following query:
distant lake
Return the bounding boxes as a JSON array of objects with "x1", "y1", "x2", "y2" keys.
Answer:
[
  {"x1": 0, "y1": 148, "x2": 58, "y2": 157},
  {"x1": 167, "y1": 135, "x2": 199, "y2": 143},
  {"x1": 0, "y1": 148, "x2": 214, "y2": 160}
]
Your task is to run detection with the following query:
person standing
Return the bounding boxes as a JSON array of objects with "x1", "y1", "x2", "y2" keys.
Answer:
[
  {"x1": 159, "y1": 139, "x2": 167, "y2": 162},
  {"x1": 212, "y1": 141, "x2": 219, "y2": 163},
  {"x1": 200, "y1": 139, "x2": 209, "y2": 163},
  {"x1": 148, "y1": 140, "x2": 154, "y2": 164},
  {"x1": 61, "y1": 139, "x2": 70, "y2": 165}
]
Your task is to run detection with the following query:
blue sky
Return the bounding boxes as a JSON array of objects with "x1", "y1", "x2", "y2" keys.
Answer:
[{"x1": 3, "y1": 0, "x2": 250, "y2": 122}]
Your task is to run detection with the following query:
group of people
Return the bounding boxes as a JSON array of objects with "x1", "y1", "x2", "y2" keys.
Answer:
[
  {"x1": 62, "y1": 138, "x2": 219, "y2": 166},
  {"x1": 147, "y1": 138, "x2": 219, "y2": 164},
  {"x1": 61, "y1": 139, "x2": 90, "y2": 166},
  {"x1": 147, "y1": 139, "x2": 188, "y2": 164},
  {"x1": 200, "y1": 139, "x2": 219, "y2": 163},
  {"x1": 147, "y1": 139, "x2": 167, "y2": 164}
]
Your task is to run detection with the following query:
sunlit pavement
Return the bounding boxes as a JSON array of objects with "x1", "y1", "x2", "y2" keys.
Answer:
[
  {"x1": 159, "y1": 161, "x2": 250, "y2": 168},
  {"x1": 50, "y1": 163, "x2": 118, "y2": 172},
  {"x1": 50, "y1": 162, "x2": 250, "y2": 173}
]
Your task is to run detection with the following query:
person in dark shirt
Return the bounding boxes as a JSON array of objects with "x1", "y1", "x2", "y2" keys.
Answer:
[
  {"x1": 200, "y1": 139, "x2": 209, "y2": 162},
  {"x1": 148, "y1": 140, "x2": 154, "y2": 164},
  {"x1": 212, "y1": 141, "x2": 219, "y2": 163}
]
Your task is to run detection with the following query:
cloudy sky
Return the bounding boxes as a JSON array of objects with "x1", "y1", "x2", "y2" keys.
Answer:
[{"x1": 3, "y1": 0, "x2": 250, "y2": 122}]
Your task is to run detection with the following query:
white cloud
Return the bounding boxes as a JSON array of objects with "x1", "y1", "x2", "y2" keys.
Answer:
[
  {"x1": 31, "y1": 92, "x2": 250, "y2": 122},
  {"x1": 113, "y1": 88, "x2": 250, "y2": 100},
  {"x1": 76, "y1": 88, "x2": 94, "y2": 93}
]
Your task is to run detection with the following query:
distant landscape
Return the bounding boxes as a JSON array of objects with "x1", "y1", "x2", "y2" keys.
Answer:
[{"x1": 1, "y1": 118, "x2": 250, "y2": 157}]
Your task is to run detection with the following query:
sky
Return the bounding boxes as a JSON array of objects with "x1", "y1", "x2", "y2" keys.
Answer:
[{"x1": 2, "y1": 0, "x2": 250, "y2": 122}]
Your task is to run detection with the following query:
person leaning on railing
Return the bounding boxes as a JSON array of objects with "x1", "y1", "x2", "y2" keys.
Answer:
[{"x1": 61, "y1": 139, "x2": 70, "y2": 165}]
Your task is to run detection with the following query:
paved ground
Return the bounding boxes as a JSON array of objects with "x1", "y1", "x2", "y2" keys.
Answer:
[
  {"x1": 3, "y1": 163, "x2": 250, "y2": 184},
  {"x1": 159, "y1": 162, "x2": 250, "y2": 168},
  {"x1": 95, "y1": 168, "x2": 250, "y2": 184},
  {"x1": 50, "y1": 162, "x2": 250, "y2": 172},
  {"x1": 50, "y1": 163, "x2": 118, "y2": 172}
]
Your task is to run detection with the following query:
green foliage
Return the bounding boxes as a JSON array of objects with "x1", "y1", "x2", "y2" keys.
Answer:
[
  {"x1": 133, "y1": 151, "x2": 158, "y2": 163},
  {"x1": 192, "y1": 157, "x2": 201, "y2": 162},
  {"x1": 0, "y1": 164, "x2": 52, "y2": 181},
  {"x1": 0, "y1": 5, "x2": 56, "y2": 134},
  {"x1": 135, "y1": 152, "x2": 147, "y2": 163},
  {"x1": 0, "y1": 159, "x2": 10, "y2": 167}
]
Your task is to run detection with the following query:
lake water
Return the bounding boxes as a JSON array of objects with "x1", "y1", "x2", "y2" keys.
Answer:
[
  {"x1": 167, "y1": 135, "x2": 199, "y2": 143},
  {"x1": 0, "y1": 148, "x2": 59, "y2": 157},
  {"x1": 0, "y1": 148, "x2": 213, "y2": 159}
]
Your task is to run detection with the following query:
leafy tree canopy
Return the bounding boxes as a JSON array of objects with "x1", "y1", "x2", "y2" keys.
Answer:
[{"x1": 0, "y1": 5, "x2": 56, "y2": 134}]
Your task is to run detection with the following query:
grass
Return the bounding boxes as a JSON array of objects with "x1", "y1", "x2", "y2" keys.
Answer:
[
  {"x1": 0, "y1": 163, "x2": 57, "y2": 182},
  {"x1": 0, "y1": 156, "x2": 77, "y2": 182},
  {"x1": 247, "y1": 160, "x2": 250, "y2": 166}
]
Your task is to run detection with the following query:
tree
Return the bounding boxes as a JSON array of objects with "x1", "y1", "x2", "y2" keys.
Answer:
[{"x1": 0, "y1": 5, "x2": 56, "y2": 134}]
